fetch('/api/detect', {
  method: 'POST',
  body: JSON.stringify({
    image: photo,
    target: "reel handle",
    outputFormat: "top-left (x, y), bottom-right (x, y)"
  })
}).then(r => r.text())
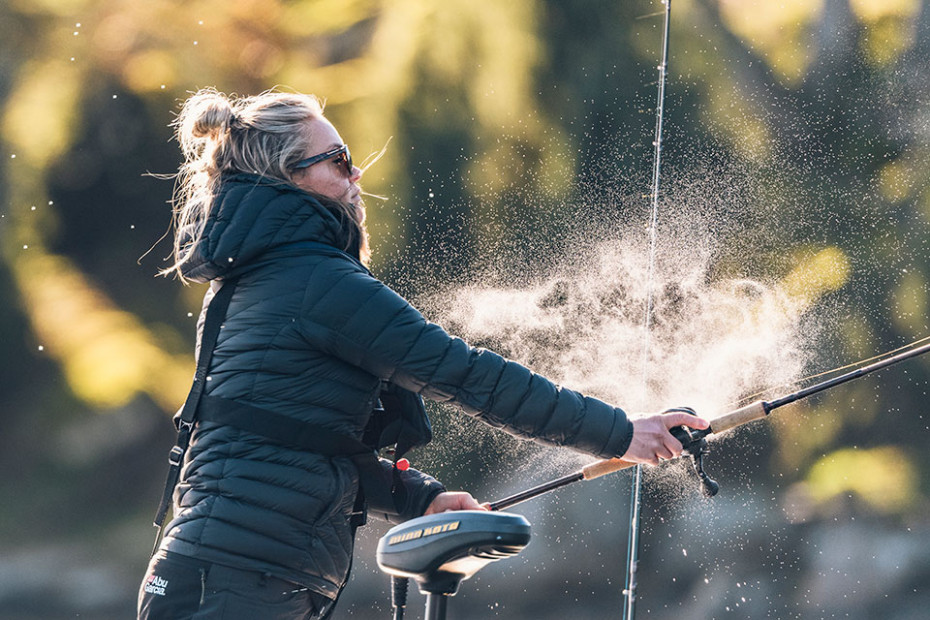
top-left (670, 424), bottom-right (719, 497)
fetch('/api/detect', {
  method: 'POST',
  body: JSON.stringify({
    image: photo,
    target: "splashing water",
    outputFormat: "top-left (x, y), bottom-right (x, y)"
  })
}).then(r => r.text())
top-left (445, 236), bottom-right (811, 415)
top-left (425, 222), bottom-right (820, 479)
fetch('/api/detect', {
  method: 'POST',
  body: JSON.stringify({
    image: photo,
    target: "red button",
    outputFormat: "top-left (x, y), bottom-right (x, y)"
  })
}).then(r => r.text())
top-left (396, 458), bottom-right (410, 471)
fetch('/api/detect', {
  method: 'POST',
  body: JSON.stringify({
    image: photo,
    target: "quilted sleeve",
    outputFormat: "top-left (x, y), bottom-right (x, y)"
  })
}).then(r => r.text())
top-left (298, 259), bottom-right (634, 459)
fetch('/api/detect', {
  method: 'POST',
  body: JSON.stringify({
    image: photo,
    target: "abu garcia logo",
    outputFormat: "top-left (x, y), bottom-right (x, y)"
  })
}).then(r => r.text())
top-left (145, 574), bottom-right (169, 596)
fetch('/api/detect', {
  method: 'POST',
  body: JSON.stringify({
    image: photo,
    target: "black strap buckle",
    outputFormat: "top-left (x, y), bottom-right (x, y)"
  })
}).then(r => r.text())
top-left (350, 509), bottom-right (368, 528)
top-left (168, 446), bottom-right (185, 467)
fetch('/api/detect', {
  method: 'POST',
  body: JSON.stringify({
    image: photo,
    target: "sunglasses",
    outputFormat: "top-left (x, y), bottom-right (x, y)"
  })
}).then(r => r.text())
top-left (291, 144), bottom-right (354, 177)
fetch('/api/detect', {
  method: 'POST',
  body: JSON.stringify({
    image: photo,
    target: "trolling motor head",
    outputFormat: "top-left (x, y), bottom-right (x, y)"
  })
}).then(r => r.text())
top-left (377, 510), bottom-right (531, 595)
top-left (665, 407), bottom-right (719, 497)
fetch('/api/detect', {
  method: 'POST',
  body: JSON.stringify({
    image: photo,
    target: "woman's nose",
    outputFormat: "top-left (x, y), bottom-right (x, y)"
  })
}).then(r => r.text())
top-left (350, 165), bottom-right (362, 182)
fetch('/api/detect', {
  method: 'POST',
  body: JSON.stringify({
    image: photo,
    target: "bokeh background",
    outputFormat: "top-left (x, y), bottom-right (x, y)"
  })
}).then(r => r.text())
top-left (2, 0), bottom-right (930, 618)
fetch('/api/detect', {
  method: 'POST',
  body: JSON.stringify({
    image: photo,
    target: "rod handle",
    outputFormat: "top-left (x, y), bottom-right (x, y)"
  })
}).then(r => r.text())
top-left (709, 400), bottom-right (769, 433)
top-left (581, 457), bottom-right (638, 480)
top-left (579, 401), bottom-right (768, 481)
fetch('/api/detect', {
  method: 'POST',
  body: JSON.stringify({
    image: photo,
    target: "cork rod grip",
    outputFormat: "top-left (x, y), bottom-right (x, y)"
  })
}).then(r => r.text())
top-left (580, 401), bottom-right (768, 481)
top-left (709, 400), bottom-right (768, 433)
top-left (581, 457), bottom-right (639, 480)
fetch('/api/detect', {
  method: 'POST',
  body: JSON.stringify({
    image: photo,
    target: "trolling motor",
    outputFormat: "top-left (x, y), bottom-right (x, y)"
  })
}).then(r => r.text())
top-left (376, 510), bottom-right (531, 620)
top-left (488, 340), bottom-right (930, 510)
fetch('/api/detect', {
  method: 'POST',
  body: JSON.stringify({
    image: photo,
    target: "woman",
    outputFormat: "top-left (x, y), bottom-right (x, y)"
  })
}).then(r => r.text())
top-left (138, 88), bottom-right (708, 620)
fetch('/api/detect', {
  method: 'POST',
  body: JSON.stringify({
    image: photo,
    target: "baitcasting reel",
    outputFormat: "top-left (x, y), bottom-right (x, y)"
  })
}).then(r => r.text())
top-left (665, 407), bottom-right (719, 497)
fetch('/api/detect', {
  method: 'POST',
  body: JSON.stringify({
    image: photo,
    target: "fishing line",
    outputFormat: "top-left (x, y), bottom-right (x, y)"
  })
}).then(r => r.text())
top-left (624, 2), bottom-right (672, 619)
top-left (726, 334), bottom-right (930, 410)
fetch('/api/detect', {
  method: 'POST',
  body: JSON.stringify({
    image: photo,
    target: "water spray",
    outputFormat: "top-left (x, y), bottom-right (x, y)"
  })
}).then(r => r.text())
top-left (488, 339), bottom-right (930, 509)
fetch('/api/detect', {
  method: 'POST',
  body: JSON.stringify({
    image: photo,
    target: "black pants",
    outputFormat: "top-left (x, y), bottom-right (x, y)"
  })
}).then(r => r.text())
top-left (138, 551), bottom-right (330, 620)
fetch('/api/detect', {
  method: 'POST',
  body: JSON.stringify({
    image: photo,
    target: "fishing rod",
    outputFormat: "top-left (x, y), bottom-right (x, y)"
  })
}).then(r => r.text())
top-left (488, 340), bottom-right (930, 510)
top-left (624, 0), bottom-right (674, 616)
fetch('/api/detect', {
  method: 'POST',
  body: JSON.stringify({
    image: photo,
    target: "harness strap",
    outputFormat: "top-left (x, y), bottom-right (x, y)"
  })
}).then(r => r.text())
top-left (151, 277), bottom-right (239, 552)
top-left (198, 395), bottom-right (372, 456)
top-left (198, 394), bottom-right (398, 521)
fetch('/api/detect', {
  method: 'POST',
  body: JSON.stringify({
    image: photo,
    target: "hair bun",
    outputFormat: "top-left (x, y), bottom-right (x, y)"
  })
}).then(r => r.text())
top-left (177, 89), bottom-right (237, 141)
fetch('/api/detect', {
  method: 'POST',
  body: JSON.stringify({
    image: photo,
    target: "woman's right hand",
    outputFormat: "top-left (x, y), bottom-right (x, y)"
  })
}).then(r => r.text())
top-left (621, 411), bottom-right (709, 466)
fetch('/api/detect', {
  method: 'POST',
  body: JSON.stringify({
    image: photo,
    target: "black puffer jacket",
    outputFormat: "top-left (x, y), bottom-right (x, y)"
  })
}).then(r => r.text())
top-left (161, 173), bottom-right (634, 600)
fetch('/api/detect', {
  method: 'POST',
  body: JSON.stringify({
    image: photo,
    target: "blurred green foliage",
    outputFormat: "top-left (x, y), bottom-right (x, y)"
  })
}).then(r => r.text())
top-left (1, 0), bottom-right (929, 552)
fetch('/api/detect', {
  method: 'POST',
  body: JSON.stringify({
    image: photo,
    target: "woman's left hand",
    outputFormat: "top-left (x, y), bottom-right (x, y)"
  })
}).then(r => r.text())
top-left (424, 491), bottom-right (488, 515)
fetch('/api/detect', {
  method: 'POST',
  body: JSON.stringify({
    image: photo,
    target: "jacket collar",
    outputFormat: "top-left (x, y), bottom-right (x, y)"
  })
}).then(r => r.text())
top-left (180, 174), bottom-right (353, 282)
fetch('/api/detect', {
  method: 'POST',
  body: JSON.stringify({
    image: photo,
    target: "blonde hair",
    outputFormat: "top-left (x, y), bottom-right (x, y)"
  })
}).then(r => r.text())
top-left (162, 88), bottom-right (368, 280)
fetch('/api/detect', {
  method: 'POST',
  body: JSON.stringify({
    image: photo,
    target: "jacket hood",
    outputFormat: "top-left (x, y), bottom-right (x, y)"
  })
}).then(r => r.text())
top-left (180, 173), bottom-right (353, 282)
